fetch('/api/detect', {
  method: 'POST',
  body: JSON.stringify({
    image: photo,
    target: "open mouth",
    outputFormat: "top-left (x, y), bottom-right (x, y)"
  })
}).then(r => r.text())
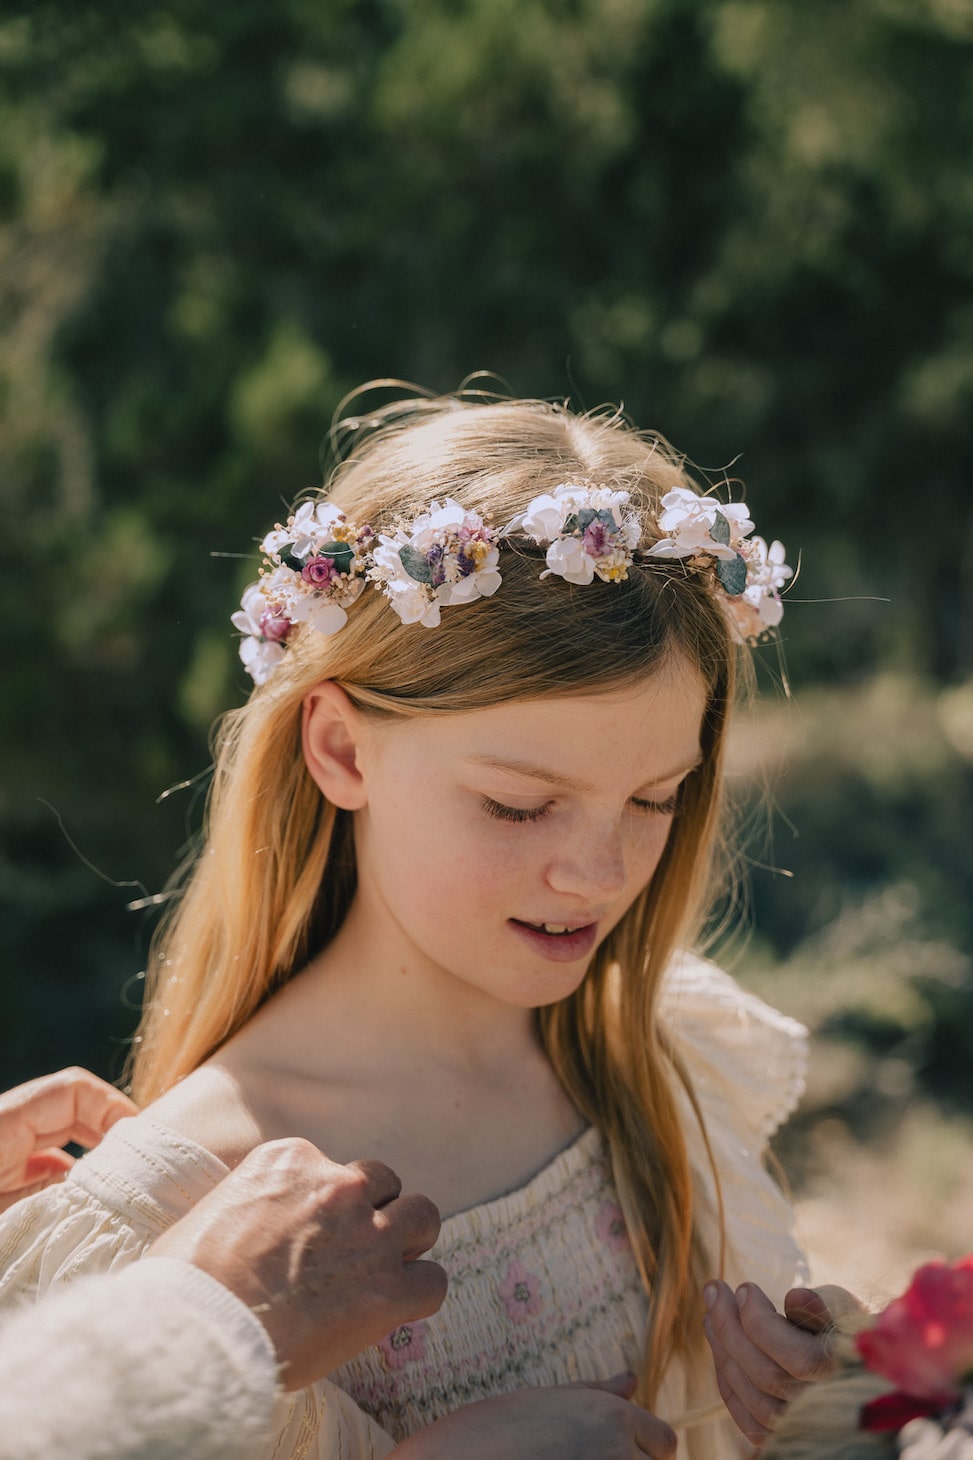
top-left (515, 921), bottom-right (585, 937)
top-left (508, 919), bottom-right (599, 960)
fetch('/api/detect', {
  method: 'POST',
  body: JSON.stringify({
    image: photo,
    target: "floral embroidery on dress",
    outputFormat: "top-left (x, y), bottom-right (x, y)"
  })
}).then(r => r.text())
top-left (378, 1321), bottom-right (427, 1371)
top-left (499, 1259), bottom-right (544, 1323)
top-left (595, 1199), bottom-right (633, 1256)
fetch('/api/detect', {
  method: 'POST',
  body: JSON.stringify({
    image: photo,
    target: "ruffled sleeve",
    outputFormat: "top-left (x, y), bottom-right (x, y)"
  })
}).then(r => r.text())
top-left (0, 1114), bottom-right (395, 1460)
top-left (659, 951), bottom-right (810, 1304)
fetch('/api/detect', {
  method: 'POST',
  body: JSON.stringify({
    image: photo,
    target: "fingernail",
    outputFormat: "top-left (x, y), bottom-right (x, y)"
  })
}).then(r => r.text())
top-left (736, 1283), bottom-right (750, 1309)
top-left (703, 1282), bottom-right (718, 1310)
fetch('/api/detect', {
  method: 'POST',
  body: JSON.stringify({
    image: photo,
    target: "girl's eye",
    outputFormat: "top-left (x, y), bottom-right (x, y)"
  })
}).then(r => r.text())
top-left (480, 797), bottom-right (552, 824)
top-left (631, 791), bottom-right (682, 816)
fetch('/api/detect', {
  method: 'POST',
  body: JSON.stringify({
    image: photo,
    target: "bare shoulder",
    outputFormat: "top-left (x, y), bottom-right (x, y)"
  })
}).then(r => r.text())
top-left (144, 1063), bottom-right (265, 1170)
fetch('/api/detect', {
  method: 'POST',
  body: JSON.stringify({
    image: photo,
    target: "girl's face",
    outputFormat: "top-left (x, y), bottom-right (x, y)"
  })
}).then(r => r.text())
top-left (350, 653), bottom-right (708, 1010)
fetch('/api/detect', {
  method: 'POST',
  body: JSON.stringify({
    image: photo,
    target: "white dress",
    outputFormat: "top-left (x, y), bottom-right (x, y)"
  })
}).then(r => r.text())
top-left (0, 953), bottom-right (808, 1460)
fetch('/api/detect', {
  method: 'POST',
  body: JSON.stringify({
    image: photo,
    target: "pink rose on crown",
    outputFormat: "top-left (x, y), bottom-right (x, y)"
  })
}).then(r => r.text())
top-left (857, 1256), bottom-right (973, 1401)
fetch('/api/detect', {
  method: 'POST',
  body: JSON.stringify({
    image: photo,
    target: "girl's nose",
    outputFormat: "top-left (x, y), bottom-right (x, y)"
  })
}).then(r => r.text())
top-left (545, 824), bottom-right (627, 903)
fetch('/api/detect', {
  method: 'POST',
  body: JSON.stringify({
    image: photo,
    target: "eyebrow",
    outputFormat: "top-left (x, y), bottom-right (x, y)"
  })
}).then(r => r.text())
top-left (463, 753), bottom-right (703, 794)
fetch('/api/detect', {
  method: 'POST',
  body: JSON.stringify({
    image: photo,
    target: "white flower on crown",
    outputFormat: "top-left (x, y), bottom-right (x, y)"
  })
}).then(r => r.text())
top-left (260, 500), bottom-right (348, 559)
top-left (722, 535), bottom-right (792, 639)
top-left (369, 498), bottom-right (502, 628)
top-left (642, 486), bottom-right (792, 644)
top-left (645, 486), bottom-right (754, 561)
top-left (233, 501), bottom-right (375, 683)
top-left (513, 483), bottom-right (641, 586)
top-left (231, 580), bottom-right (290, 685)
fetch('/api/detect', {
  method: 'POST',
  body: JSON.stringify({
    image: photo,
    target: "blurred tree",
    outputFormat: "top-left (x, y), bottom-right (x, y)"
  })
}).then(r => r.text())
top-left (0, 0), bottom-right (970, 1082)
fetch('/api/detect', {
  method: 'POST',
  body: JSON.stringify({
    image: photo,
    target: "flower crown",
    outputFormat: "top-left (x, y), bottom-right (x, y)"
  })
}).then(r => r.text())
top-left (232, 482), bottom-right (792, 684)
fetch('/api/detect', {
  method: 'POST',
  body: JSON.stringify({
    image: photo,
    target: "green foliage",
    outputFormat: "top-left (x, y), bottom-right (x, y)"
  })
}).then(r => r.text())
top-left (1, 0), bottom-right (971, 1083)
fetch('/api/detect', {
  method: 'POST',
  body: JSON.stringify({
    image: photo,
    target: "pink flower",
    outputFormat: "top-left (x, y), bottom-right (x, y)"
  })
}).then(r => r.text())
top-left (595, 1200), bottom-right (632, 1255)
top-left (856, 1256), bottom-right (973, 1400)
top-left (377, 1321), bottom-right (426, 1371)
top-left (301, 554), bottom-right (339, 585)
top-left (257, 609), bottom-right (291, 643)
top-left (499, 1260), bottom-right (544, 1324)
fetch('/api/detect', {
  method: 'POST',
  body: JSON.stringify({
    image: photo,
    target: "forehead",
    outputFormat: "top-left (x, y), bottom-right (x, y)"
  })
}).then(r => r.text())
top-left (389, 655), bottom-right (708, 787)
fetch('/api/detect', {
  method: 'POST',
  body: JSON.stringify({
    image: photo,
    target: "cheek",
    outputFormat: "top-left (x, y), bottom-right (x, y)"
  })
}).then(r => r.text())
top-left (629, 817), bottom-right (677, 885)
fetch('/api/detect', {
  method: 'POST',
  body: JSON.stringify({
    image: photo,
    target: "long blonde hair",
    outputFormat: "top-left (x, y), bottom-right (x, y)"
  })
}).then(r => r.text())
top-left (132, 389), bottom-right (744, 1406)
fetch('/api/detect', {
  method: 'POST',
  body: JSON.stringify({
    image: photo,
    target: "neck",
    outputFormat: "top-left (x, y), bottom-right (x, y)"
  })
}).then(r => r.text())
top-left (298, 889), bottom-right (543, 1079)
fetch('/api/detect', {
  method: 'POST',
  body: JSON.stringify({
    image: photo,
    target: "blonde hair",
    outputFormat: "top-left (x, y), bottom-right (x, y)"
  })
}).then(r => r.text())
top-left (132, 389), bottom-right (747, 1409)
top-left (762, 1323), bottom-right (898, 1460)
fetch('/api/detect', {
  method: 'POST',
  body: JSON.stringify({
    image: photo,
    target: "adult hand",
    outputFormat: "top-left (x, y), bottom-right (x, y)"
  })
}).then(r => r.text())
top-left (148, 1137), bottom-right (446, 1390)
top-left (0, 1067), bottom-right (136, 1213)
top-left (391, 1374), bottom-right (677, 1459)
top-left (703, 1278), bottom-right (864, 1447)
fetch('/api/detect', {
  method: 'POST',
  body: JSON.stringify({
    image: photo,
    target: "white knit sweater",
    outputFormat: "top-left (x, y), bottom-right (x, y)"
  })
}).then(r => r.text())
top-left (0, 954), bottom-right (809, 1460)
top-left (0, 1257), bottom-right (278, 1460)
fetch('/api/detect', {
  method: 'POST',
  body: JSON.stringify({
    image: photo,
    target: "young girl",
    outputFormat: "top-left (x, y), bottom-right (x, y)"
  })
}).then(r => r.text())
top-left (0, 390), bottom-right (810, 1459)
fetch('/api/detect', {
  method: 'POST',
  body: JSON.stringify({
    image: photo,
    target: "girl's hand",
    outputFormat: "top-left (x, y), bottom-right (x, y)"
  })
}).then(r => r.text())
top-left (0, 1067), bottom-right (137, 1212)
top-left (391, 1373), bottom-right (677, 1459)
top-left (702, 1279), bottom-right (863, 1447)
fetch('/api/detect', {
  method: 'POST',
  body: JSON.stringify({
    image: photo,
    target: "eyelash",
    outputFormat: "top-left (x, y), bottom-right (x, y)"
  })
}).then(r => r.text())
top-left (479, 792), bottom-right (683, 825)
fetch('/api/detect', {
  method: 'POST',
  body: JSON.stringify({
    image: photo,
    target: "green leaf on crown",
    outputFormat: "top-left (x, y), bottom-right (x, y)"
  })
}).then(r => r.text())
top-left (279, 548), bottom-right (304, 572)
top-left (710, 510), bottom-right (731, 546)
top-left (399, 543), bottom-right (435, 584)
top-left (576, 507), bottom-right (617, 532)
top-left (716, 552), bottom-right (747, 596)
top-left (320, 540), bottom-right (355, 574)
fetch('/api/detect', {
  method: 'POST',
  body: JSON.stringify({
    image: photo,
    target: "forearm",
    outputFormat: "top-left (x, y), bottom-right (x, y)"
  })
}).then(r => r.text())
top-left (0, 1258), bottom-right (279, 1460)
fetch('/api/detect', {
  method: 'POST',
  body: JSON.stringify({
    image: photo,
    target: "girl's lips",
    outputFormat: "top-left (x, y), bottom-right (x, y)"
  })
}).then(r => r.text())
top-left (508, 918), bottom-right (599, 963)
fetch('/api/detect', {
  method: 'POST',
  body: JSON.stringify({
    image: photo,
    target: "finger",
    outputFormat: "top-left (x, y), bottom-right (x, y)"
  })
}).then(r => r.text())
top-left (0, 1069), bottom-right (135, 1160)
top-left (736, 1284), bottom-right (836, 1383)
top-left (399, 1256), bottom-right (448, 1319)
top-left (705, 1281), bottom-right (795, 1398)
top-left (784, 1287), bottom-right (831, 1332)
top-left (22, 1149), bottom-right (75, 1184)
top-left (634, 1410), bottom-right (678, 1458)
top-left (579, 1372), bottom-right (638, 1399)
top-left (704, 1312), bottom-right (793, 1436)
top-left (787, 1284), bottom-right (867, 1330)
top-left (347, 1157), bottom-right (403, 1209)
top-left (381, 1191), bottom-right (442, 1258)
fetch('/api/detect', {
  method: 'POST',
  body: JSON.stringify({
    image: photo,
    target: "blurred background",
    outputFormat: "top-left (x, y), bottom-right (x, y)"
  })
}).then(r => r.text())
top-left (1, 0), bottom-right (970, 1291)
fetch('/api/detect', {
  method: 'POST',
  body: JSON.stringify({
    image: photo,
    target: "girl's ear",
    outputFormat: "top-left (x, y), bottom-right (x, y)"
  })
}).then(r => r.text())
top-left (301, 681), bottom-right (369, 810)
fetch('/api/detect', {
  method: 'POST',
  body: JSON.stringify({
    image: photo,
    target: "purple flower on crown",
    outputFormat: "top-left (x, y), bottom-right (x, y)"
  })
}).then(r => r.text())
top-left (257, 608), bottom-right (291, 643)
top-left (233, 502), bottom-right (374, 683)
top-left (510, 483), bottom-right (640, 585)
top-left (370, 498), bottom-right (502, 628)
top-left (301, 554), bottom-right (341, 586)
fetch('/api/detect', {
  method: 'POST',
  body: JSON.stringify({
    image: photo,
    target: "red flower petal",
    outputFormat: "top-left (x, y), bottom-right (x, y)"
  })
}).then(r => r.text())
top-left (859, 1391), bottom-right (955, 1433)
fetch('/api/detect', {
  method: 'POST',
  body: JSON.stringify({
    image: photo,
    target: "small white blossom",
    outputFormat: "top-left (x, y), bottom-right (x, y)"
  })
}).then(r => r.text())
top-left (262, 500), bottom-right (347, 559)
top-left (648, 487), bottom-right (741, 561)
top-left (544, 536), bottom-right (596, 585)
top-left (239, 633), bottom-right (286, 686)
top-left (513, 483), bottom-right (639, 585)
top-left (369, 499), bottom-right (501, 627)
top-left (230, 582), bottom-right (271, 638)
